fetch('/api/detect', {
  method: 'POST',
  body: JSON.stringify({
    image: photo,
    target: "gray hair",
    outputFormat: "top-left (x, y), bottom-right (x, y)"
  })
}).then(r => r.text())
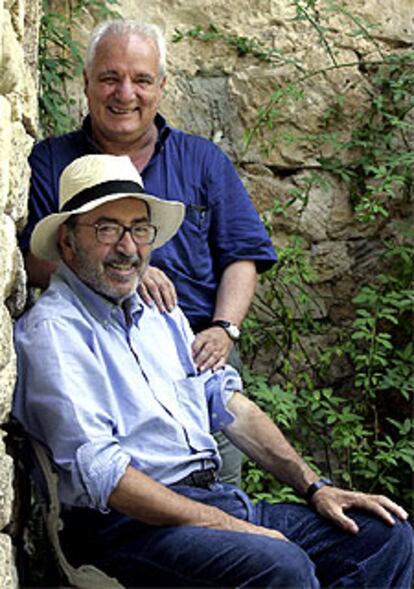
top-left (85, 20), bottom-right (167, 78)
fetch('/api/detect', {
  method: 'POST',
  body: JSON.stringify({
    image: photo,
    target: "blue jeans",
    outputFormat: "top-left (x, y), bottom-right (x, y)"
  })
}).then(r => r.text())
top-left (61, 483), bottom-right (414, 588)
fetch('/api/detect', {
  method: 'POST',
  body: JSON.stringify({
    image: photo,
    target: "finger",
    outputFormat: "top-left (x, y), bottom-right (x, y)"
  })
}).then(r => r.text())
top-left (141, 268), bottom-right (177, 312)
top-left (149, 278), bottom-right (177, 312)
top-left (193, 340), bottom-right (224, 372)
top-left (137, 283), bottom-right (154, 307)
top-left (337, 491), bottom-right (404, 527)
top-left (192, 332), bottom-right (222, 358)
top-left (200, 354), bottom-right (226, 373)
top-left (192, 335), bottom-right (208, 359)
top-left (195, 349), bottom-right (221, 373)
top-left (354, 495), bottom-right (400, 527)
top-left (154, 284), bottom-right (177, 313)
top-left (373, 495), bottom-right (409, 521)
top-left (145, 283), bottom-right (167, 313)
top-left (211, 356), bottom-right (226, 372)
top-left (332, 510), bottom-right (359, 534)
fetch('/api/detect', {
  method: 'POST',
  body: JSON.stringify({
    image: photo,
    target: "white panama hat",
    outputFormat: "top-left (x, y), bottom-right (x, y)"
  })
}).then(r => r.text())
top-left (30, 154), bottom-right (185, 261)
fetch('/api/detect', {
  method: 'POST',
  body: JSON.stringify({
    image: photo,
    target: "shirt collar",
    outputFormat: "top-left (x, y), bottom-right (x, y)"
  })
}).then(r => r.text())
top-left (54, 262), bottom-right (143, 326)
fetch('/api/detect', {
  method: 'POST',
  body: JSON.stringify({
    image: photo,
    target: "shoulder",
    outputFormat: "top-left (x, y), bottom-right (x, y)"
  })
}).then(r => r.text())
top-left (170, 127), bottom-right (221, 152)
top-left (16, 283), bottom-right (90, 341)
top-left (29, 128), bottom-right (89, 172)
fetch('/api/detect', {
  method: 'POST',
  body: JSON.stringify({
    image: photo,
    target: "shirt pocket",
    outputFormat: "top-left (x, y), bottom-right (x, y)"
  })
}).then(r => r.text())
top-left (186, 203), bottom-right (210, 231)
top-left (174, 376), bottom-right (210, 432)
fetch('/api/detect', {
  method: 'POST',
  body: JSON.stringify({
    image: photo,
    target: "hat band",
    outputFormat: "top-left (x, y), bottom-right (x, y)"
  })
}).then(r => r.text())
top-left (61, 180), bottom-right (144, 213)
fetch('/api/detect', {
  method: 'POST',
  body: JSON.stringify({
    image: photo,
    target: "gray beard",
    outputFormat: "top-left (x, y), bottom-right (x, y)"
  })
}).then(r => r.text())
top-left (70, 237), bottom-right (148, 303)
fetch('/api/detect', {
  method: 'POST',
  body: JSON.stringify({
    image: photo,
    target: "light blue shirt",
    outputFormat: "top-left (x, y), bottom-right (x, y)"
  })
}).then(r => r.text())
top-left (12, 263), bottom-right (241, 512)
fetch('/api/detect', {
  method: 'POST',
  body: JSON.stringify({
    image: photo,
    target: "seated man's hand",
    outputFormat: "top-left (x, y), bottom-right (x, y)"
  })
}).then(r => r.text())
top-left (311, 486), bottom-right (409, 534)
top-left (192, 327), bottom-right (233, 372)
top-left (138, 266), bottom-right (177, 313)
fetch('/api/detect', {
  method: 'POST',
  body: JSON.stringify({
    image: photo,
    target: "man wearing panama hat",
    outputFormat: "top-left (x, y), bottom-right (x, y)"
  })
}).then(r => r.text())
top-left (30, 153), bottom-right (185, 301)
top-left (12, 154), bottom-right (413, 589)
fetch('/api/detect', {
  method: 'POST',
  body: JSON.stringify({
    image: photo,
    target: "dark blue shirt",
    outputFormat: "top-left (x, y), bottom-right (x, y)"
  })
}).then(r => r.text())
top-left (20, 114), bottom-right (277, 330)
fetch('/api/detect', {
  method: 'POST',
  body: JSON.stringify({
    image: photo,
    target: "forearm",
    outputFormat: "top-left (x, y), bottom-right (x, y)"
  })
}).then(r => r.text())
top-left (109, 465), bottom-right (285, 539)
top-left (109, 466), bottom-right (224, 526)
top-left (225, 393), bottom-right (318, 496)
top-left (213, 260), bottom-right (257, 325)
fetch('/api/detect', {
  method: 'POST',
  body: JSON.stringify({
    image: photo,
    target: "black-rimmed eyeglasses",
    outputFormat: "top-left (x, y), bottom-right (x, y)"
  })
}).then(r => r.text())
top-left (76, 221), bottom-right (157, 246)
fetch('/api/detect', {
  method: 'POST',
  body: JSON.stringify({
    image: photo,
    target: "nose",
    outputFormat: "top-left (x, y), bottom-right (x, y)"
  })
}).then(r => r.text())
top-left (115, 78), bottom-right (135, 101)
top-left (115, 229), bottom-right (139, 255)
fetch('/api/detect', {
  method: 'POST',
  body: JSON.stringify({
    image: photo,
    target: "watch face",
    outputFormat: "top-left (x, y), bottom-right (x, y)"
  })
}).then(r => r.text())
top-left (210, 320), bottom-right (240, 340)
top-left (227, 324), bottom-right (240, 340)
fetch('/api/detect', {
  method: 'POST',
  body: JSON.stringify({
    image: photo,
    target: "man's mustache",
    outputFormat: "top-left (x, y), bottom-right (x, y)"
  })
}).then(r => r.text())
top-left (104, 253), bottom-right (142, 267)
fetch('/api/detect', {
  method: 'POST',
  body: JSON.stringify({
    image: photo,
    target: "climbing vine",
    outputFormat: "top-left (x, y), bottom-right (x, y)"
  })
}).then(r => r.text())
top-left (174, 2), bottom-right (414, 511)
top-left (38, 0), bottom-right (120, 136)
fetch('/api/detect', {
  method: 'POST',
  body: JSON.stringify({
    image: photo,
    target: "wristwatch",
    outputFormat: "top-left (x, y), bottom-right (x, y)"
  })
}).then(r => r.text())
top-left (305, 478), bottom-right (333, 502)
top-left (209, 320), bottom-right (240, 341)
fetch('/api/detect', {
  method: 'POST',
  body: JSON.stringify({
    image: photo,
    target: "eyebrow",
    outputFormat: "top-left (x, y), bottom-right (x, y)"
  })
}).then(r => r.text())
top-left (94, 215), bottom-right (150, 224)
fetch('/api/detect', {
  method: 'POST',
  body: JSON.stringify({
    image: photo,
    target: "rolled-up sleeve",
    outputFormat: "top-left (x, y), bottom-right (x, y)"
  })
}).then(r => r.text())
top-left (76, 440), bottom-right (130, 511)
top-left (203, 366), bottom-right (242, 432)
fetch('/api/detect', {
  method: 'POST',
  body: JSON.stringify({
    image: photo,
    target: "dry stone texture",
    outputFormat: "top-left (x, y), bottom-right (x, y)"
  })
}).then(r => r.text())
top-left (0, 0), bottom-right (39, 585)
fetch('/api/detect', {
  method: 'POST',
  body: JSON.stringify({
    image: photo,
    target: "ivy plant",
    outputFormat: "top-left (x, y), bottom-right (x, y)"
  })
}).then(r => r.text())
top-left (174, 3), bottom-right (413, 512)
top-left (38, 0), bottom-right (120, 136)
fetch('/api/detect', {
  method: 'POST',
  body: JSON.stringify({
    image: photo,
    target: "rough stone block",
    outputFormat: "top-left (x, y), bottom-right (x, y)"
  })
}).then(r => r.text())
top-left (4, 246), bottom-right (26, 319)
top-left (21, 70), bottom-right (38, 137)
top-left (0, 97), bottom-right (11, 214)
top-left (0, 305), bottom-right (16, 424)
top-left (0, 215), bottom-right (15, 300)
top-left (8, 121), bottom-right (33, 224)
top-left (7, 0), bottom-right (24, 40)
top-left (0, 10), bottom-right (24, 96)
top-left (0, 533), bottom-right (18, 589)
top-left (0, 435), bottom-right (13, 530)
top-left (311, 241), bottom-right (352, 282)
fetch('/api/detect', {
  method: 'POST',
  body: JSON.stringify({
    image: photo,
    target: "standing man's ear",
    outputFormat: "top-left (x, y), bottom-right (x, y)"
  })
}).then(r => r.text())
top-left (157, 75), bottom-right (167, 107)
top-left (160, 74), bottom-right (167, 91)
top-left (83, 69), bottom-right (89, 98)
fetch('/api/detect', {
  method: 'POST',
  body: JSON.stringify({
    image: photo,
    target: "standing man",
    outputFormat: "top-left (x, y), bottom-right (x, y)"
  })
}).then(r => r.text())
top-left (19, 20), bottom-right (277, 483)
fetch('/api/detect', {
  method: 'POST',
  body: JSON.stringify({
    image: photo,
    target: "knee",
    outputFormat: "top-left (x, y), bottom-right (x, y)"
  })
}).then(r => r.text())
top-left (256, 540), bottom-right (319, 589)
top-left (357, 511), bottom-right (414, 567)
top-left (390, 519), bottom-right (414, 565)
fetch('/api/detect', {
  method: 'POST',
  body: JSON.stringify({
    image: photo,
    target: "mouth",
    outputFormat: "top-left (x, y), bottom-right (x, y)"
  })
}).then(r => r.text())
top-left (108, 106), bottom-right (139, 115)
top-left (105, 261), bottom-right (139, 280)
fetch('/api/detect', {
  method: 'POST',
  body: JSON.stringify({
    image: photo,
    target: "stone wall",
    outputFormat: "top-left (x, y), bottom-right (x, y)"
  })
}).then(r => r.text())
top-left (0, 0), bottom-right (40, 585)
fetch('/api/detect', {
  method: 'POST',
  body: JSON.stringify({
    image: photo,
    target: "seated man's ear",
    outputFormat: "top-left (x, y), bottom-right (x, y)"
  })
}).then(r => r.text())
top-left (57, 224), bottom-right (76, 264)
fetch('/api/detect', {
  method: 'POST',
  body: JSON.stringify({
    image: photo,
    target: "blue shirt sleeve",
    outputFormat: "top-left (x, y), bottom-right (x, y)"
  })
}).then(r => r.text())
top-left (204, 145), bottom-right (277, 274)
top-left (19, 140), bottom-right (60, 253)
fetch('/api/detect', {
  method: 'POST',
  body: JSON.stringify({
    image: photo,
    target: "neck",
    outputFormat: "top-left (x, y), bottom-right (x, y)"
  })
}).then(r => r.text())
top-left (92, 124), bottom-right (158, 172)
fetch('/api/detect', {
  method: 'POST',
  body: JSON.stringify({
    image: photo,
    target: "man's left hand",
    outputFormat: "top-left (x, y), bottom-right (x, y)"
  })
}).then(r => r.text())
top-left (311, 486), bottom-right (409, 534)
top-left (192, 327), bottom-right (233, 372)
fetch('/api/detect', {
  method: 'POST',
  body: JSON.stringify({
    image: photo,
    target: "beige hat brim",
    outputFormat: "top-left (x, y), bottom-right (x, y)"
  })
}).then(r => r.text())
top-left (31, 192), bottom-right (185, 261)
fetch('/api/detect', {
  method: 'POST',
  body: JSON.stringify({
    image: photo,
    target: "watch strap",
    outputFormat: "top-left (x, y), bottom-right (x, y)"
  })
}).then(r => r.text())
top-left (305, 478), bottom-right (333, 502)
top-left (209, 320), bottom-right (240, 341)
